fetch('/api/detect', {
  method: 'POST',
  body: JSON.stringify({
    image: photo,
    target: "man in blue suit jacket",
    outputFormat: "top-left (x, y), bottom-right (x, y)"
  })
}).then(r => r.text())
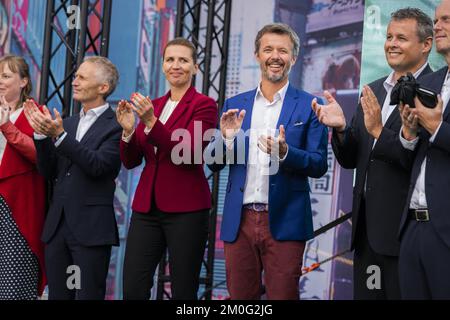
top-left (397, 0), bottom-right (450, 299)
top-left (207, 23), bottom-right (328, 300)
top-left (24, 57), bottom-right (121, 300)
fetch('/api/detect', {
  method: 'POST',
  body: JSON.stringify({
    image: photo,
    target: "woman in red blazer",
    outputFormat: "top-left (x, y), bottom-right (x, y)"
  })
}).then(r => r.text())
top-left (117, 38), bottom-right (217, 299)
top-left (0, 55), bottom-right (46, 300)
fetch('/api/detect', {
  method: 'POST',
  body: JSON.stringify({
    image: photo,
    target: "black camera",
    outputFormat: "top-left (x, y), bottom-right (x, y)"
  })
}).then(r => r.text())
top-left (390, 72), bottom-right (438, 108)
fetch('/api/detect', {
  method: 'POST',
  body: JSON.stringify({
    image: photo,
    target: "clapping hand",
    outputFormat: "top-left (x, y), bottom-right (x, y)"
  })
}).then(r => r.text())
top-left (360, 85), bottom-right (383, 139)
top-left (258, 125), bottom-right (288, 159)
top-left (24, 99), bottom-right (64, 137)
top-left (0, 96), bottom-right (10, 126)
top-left (220, 109), bottom-right (246, 139)
top-left (130, 92), bottom-right (156, 129)
top-left (116, 100), bottom-right (135, 136)
top-left (312, 90), bottom-right (346, 132)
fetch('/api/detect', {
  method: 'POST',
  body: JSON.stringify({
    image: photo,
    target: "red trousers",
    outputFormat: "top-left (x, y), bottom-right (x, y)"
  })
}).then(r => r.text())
top-left (224, 208), bottom-right (305, 300)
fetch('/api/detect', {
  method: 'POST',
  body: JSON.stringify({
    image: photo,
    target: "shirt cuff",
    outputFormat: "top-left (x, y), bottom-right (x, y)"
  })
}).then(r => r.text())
top-left (222, 135), bottom-right (235, 150)
top-left (429, 121), bottom-right (443, 143)
top-left (54, 132), bottom-right (67, 147)
top-left (144, 126), bottom-right (152, 135)
top-left (34, 133), bottom-right (48, 140)
top-left (122, 130), bottom-right (135, 143)
top-left (399, 126), bottom-right (419, 151)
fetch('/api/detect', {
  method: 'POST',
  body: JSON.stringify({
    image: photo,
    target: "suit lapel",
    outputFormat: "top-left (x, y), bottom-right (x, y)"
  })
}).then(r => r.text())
top-left (276, 85), bottom-right (298, 128)
top-left (65, 114), bottom-right (80, 137)
top-left (445, 103), bottom-right (450, 120)
top-left (373, 79), bottom-right (388, 110)
top-left (163, 86), bottom-right (197, 129)
top-left (240, 90), bottom-right (256, 132)
top-left (366, 80), bottom-right (388, 147)
top-left (79, 107), bottom-right (114, 145)
top-left (154, 91), bottom-right (171, 119)
top-left (439, 68), bottom-right (450, 120)
top-left (240, 89), bottom-right (257, 163)
top-left (384, 108), bottom-right (399, 129)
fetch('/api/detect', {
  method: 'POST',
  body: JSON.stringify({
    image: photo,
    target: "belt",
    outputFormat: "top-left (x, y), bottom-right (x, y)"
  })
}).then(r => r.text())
top-left (408, 208), bottom-right (430, 222)
top-left (243, 203), bottom-right (268, 212)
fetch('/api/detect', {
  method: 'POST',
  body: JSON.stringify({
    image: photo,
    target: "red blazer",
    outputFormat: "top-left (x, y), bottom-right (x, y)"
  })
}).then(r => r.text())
top-left (120, 87), bottom-right (217, 213)
top-left (0, 107), bottom-right (47, 295)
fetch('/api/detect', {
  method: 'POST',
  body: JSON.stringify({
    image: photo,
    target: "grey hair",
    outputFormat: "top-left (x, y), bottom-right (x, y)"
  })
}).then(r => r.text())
top-left (83, 56), bottom-right (119, 99)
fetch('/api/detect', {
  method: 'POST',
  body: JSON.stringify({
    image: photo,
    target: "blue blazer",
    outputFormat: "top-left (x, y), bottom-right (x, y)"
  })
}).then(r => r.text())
top-left (207, 85), bottom-right (328, 242)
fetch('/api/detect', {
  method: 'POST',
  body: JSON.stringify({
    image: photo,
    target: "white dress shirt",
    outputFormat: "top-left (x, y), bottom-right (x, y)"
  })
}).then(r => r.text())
top-left (241, 82), bottom-right (289, 205)
top-left (157, 99), bottom-right (179, 125)
top-left (400, 70), bottom-right (450, 209)
top-left (56, 103), bottom-right (110, 146)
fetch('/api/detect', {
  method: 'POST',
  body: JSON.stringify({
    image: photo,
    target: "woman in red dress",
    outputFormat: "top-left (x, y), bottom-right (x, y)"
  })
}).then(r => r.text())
top-left (0, 55), bottom-right (46, 300)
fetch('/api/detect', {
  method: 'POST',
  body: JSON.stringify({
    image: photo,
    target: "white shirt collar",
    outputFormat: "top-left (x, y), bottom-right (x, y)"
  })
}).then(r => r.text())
top-left (80, 103), bottom-right (109, 118)
top-left (384, 62), bottom-right (429, 90)
top-left (255, 81), bottom-right (290, 103)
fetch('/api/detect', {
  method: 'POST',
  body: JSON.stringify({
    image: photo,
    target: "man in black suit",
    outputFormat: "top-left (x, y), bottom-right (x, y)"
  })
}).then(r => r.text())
top-left (398, 0), bottom-right (450, 299)
top-left (24, 56), bottom-right (121, 300)
top-left (311, 8), bottom-right (433, 299)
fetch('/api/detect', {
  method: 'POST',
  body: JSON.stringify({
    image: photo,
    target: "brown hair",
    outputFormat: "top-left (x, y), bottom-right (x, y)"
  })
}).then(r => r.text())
top-left (163, 37), bottom-right (197, 64)
top-left (391, 7), bottom-right (433, 42)
top-left (0, 54), bottom-right (32, 108)
top-left (254, 23), bottom-right (300, 57)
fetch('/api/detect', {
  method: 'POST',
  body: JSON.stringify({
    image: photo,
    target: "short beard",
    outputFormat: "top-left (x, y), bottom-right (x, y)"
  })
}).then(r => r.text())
top-left (262, 64), bottom-right (291, 83)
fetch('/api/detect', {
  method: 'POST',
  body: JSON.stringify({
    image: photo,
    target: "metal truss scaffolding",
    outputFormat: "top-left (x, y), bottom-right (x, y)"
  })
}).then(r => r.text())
top-left (156, 0), bottom-right (232, 301)
top-left (40, 0), bottom-right (112, 116)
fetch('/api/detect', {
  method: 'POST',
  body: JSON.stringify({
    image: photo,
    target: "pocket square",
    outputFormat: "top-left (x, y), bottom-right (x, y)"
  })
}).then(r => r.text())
top-left (294, 121), bottom-right (304, 126)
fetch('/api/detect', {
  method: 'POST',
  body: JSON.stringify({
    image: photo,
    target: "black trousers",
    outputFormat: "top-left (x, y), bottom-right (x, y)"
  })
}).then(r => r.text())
top-left (399, 219), bottom-right (450, 299)
top-left (353, 208), bottom-right (401, 300)
top-left (45, 214), bottom-right (112, 300)
top-left (122, 208), bottom-right (209, 300)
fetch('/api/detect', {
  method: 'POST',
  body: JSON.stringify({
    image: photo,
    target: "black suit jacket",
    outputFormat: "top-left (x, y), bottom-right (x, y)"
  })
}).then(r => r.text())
top-left (399, 66), bottom-right (450, 247)
top-left (332, 65), bottom-right (432, 256)
top-left (35, 106), bottom-right (122, 246)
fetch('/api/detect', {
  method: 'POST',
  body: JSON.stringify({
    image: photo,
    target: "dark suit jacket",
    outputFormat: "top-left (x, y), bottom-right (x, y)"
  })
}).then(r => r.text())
top-left (35, 106), bottom-right (122, 246)
top-left (332, 65), bottom-right (432, 256)
top-left (398, 66), bottom-right (450, 248)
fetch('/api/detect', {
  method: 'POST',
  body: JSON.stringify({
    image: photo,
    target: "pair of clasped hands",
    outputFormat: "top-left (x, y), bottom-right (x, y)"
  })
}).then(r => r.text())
top-left (116, 92), bottom-right (157, 137)
top-left (220, 109), bottom-right (288, 159)
top-left (117, 93), bottom-right (289, 159)
top-left (311, 86), bottom-right (443, 140)
top-left (21, 92), bottom-right (157, 139)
